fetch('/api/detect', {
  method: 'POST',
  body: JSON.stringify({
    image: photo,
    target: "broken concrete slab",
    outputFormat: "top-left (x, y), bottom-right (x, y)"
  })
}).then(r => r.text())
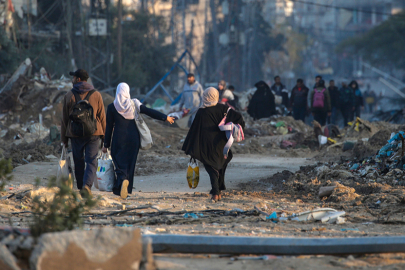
top-left (318, 186), bottom-right (336, 198)
top-left (320, 211), bottom-right (346, 224)
top-left (30, 228), bottom-right (152, 270)
top-left (26, 187), bottom-right (59, 202)
top-left (295, 208), bottom-right (337, 222)
top-left (0, 58), bottom-right (32, 95)
top-left (0, 244), bottom-right (21, 270)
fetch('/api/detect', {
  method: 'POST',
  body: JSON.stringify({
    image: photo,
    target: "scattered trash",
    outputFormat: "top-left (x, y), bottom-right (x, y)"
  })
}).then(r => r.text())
top-left (116, 224), bottom-right (134, 227)
top-left (341, 228), bottom-right (359, 232)
top-left (183, 213), bottom-right (204, 219)
top-left (266, 212), bottom-right (278, 223)
top-left (350, 164), bottom-right (359, 171)
top-left (294, 208), bottom-right (345, 224)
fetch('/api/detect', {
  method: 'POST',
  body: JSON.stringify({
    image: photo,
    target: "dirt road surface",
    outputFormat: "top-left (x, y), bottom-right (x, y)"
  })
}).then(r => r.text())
top-left (5, 154), bottom-right (405, 270)
top-left (11, 155), bottom-right (313, 193)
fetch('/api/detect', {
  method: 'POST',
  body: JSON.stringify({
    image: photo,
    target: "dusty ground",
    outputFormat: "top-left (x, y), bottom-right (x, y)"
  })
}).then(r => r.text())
top-left (2, 102), bottom-right (405, 269)
top-left (2, 153), bottom-right (405, 269)
top-left (154, 253), bottom-right (405, 270)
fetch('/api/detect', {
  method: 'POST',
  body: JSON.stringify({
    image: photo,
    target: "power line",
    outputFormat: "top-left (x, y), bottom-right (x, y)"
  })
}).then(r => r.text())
top-left (290, 0), bottom-right (405, 17)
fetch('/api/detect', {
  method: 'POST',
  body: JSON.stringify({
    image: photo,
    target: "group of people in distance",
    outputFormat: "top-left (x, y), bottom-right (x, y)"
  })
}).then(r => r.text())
top-left (62, 69), bottom-right (244, 202)
top-left (248, 75), bottom-right (375, 127)
top-left (290, 76), bottom-right (368, 127)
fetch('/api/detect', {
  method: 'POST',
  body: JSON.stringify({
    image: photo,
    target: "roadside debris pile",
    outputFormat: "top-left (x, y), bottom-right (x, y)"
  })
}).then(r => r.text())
top-left (241, 131), bottom-right (405, 222)
top-left (243, 114), bottom-right (312, 137)
top-left (314, 118), bottom-right (403, 162)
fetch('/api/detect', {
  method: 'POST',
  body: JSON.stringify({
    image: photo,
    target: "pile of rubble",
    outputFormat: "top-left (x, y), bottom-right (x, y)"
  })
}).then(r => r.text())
top-left (0, 61), bottom-right (117, 166)
top-left (243, 114), bottom-right (312, 137)
top-left (242, 129), bottom-right (405, 221)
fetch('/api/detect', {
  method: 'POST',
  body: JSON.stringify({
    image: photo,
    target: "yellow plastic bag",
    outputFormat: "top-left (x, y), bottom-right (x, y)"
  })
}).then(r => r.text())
top-left (187, 158), bottom-right (199, 189)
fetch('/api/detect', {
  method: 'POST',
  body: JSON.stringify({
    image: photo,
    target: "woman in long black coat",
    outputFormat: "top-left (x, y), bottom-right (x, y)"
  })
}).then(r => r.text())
top-left (182, 87), bottom-right (245, 201)
top-left (247, 81), bottom-right (276, 120)
top-left (102, 83), bottom-right (174, 198)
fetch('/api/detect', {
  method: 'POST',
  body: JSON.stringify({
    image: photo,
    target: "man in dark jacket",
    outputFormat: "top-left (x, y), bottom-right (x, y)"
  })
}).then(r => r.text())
top-left (289, 79), bottom-right (309, 122)
top-left (271, 76), bottom-right (289, 108)
top-left (327, 80), bottom-right (340, 124)
top-left (339, 81), bottom-right (355, 127)
top-left (62, 69), bottom-right (106, 196)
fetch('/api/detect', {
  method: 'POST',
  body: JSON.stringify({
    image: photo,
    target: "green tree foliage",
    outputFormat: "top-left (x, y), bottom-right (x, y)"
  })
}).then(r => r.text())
top-left (0, 159), bottom-right (13, 191)
top-left (337, 12), bottom-right (405, 69)
top-left (113, 10), bottom-right (175, 90)
top-left (30, 176), bottom-right (98, 238)
top-left (0, 28), bottom-right (19, 74)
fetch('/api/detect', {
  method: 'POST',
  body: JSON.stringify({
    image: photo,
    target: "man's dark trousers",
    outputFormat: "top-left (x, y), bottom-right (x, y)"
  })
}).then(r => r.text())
top-left (71, 136), bottom-right (100, 189)
top-left (293, 106), bottom-right (306, 122)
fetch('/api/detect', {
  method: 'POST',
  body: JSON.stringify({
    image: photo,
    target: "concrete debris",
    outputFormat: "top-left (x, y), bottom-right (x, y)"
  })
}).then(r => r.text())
top-left (318, 186), bottom-right (336, 198)
top-left (26, 187), bottom-right (59, 202)
top-left (30, 228), bottom-right (154, 270)
top-left (0, 58), bottom-right (32, 95)
top-left (0, 244), bottom-right (21, 270)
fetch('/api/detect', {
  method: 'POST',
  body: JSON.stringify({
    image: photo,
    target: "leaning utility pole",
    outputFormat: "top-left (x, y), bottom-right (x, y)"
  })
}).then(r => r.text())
top-left (117, 0), bottom-right (122, 74)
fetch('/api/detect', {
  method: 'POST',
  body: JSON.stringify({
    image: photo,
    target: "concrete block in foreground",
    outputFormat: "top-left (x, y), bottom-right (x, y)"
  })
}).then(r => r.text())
top-left (146, 234), bottom-right (405, 255)
top-left (30, 228), bottom-right (155, 270)
top-left (0, 244), bottom-right (21, 270)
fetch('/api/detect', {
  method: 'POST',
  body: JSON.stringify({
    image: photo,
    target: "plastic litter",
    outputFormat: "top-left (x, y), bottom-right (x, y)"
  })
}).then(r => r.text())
top-left (116, 224), bottom-right (133, 227)
top-left (350, 164), bottom-right (359, 170)
top-left (341, 228), bottom-right (359, 232)
top-left (183, 213), bottom-right (204, 219)
top-left (186, 158), bottom-right (199, 189)
top-left (266, 212), bottom-right (278, 223)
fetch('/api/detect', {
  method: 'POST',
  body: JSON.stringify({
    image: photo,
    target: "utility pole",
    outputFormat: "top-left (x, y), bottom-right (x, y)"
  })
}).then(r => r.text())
top-left (182, 0), bottom-right (187, 67)
top-left (117, 0), bottom-right (122, 74)
top-left (27, 0), bottom-right (32, 48)
top-left (189, 19), bottom-right (194, 71)
top-left (64, 0), bottom-right (76, 70)
top-left (202, 0), bottom-right (208, 84)
top-left (210, 0), bottom-right (219, 80)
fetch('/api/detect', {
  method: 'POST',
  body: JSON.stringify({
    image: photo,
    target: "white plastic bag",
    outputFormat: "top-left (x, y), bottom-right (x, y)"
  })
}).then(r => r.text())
top-left (56, 146), bottom-right (73, 188)
top-left (96, 152), bottom-right (115, 191)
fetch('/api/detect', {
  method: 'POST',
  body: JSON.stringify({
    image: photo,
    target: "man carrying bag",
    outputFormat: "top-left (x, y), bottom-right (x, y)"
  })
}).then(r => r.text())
top-left (61, 69), bottom-right (106, 196)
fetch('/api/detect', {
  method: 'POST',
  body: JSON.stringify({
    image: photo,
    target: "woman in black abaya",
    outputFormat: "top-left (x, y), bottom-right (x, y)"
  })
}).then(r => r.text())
top-left (247, 81), bottom-right (276, 120)
top-left (182, 87), bottom-right (245, 201)
top-left (102, 83), bottom-right (175, 199)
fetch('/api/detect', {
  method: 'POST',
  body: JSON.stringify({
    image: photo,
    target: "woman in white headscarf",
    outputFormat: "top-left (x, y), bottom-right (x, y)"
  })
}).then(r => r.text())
top-left (182, 87), bottom-right (245, 201)
top-left (103, 83), bottom-right (175, 198)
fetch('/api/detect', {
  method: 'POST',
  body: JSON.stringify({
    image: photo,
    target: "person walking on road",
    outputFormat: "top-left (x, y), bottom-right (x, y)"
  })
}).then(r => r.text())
top-left (179, 73), bottom-right (204, 127)
top-left (350, 80), bottom-right (364, 119)
top-left (310, 79), bottom-right (331, 126)
top-left (61, 69), bottom-right (106, 196)
top-left (289, 78), bottom-right (309, 122)
top-left (102, 83), bottom-right (175, 199)
top-left (327, 80), bottom-right (340, 124)
top-left (339, 82), bottom-right (355, 127)
top-left (182, 87), bottom-right (245, 201)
